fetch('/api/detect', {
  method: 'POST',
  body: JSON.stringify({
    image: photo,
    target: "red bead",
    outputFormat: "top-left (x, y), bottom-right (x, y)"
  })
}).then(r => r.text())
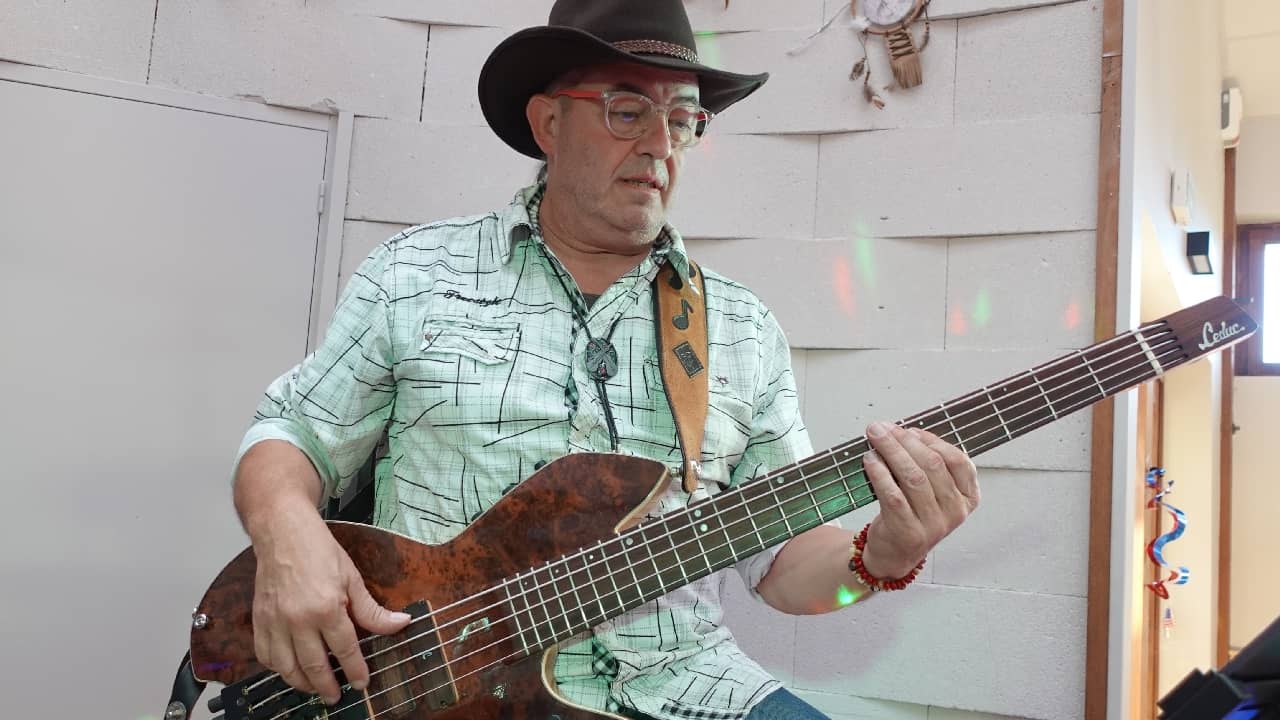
top-left (848, 523), bottom-right (925, 592)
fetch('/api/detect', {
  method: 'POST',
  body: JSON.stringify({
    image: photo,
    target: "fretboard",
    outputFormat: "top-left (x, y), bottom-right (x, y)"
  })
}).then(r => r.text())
top-left (500, 310), bottom-right (1206, 653)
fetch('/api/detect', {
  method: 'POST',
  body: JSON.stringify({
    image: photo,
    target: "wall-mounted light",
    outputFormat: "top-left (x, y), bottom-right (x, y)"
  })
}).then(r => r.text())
top-left (1186, 230), bottom-right (1213, 275)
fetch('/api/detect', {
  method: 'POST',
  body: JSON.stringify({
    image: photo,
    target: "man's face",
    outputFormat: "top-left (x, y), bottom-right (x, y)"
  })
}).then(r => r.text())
top-left (543, 62), bottom-right (700, 243)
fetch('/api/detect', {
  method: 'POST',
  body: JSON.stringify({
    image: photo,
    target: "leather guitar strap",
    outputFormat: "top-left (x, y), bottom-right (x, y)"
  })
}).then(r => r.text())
top-left (654, 259), bottom-right (708, 495)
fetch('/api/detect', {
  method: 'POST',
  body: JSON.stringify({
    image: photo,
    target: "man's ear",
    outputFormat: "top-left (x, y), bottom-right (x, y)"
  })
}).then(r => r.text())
top-left (526, 94), bottom-right (559, 161)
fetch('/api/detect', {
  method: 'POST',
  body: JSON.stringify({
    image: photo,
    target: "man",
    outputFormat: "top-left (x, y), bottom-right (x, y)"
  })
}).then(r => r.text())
top-left (231, 1), bottom-right (980, 719)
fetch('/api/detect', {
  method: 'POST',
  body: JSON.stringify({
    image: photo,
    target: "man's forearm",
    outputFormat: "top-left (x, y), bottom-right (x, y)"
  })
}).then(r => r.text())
top-left (755, 525), bottom-right (872, 615)
top-left (233, 439), bottom-right (327, 544)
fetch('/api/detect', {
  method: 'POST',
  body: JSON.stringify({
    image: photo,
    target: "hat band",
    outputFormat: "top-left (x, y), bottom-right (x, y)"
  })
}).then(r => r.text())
top-left (612, 39), bottom-right (699, 64)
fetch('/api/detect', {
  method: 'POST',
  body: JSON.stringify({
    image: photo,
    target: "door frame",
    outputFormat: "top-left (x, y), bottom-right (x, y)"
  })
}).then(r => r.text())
top-left (0, 60), bottom-right (353, 355)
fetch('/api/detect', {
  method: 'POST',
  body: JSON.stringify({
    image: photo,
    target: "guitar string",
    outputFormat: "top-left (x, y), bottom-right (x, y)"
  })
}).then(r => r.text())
top-left (310, 320), bottom-right (1176, 671)
top-left (252, 327), bottom-right (1178, 717)
top-left (251, 328), bottom-right (1180, 718)
top-left (248, 325), bottom-right (1177, 714)
top-left (311, 336), bottom-right (1185, 720)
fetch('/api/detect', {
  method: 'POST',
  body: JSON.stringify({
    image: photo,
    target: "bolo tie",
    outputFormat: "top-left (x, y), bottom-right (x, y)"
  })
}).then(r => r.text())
top-left (540, 245), bottom-right (624, 449)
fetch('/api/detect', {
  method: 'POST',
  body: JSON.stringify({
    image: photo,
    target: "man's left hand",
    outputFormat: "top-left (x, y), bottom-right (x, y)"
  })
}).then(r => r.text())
top-left (860, 421), bottom-right (980, 579)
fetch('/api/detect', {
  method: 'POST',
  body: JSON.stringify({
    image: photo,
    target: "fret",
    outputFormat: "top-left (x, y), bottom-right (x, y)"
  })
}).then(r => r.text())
top-left (641, 526), bottom-right (683, 595)
top-left (1034, 355), bottom-right (1093, 415)
top-left (1028, 368), bottom-right (1058, 420)
top-left (663, 518), bottom-right (703, 588)
top-left (530, 564), bottom-right (569, 641)
top-left (766, 475), bottom-right (796, 536)
top-left (578, 545), bottom-right (614, 621)
top-left (832, 451), bottom-right (859, 509)
top-left (902, 410), bottom-right (951, 443)
top-left (544, 562), bottom-right (580, 637)
top-left (939, 403), bottom-right (964, 449)
top-left (802, 468), bottom-right (823, 515)
top-left (662, 521), bottom-right (691, 587)
top-left (692, 519), bottom-right (714, 575)
top-left (826, 441), bottom-right (876, 509)
top-left (503, 575), bottom-right (535, 653)
top-left (716, 497), bottom-right (765, 562)
top-left (1099, 335), bottom-right (1162, 394)
top-left (846, 456), bottom-right (877, 508)
top-left (720, 513), bottom-right (739, 563)
top-left (740, 488), bottom-right (769, 549)
top-left (626, 533), bottom-right (663, 602)
top-left (984, 373), bottom-right (1056, 441)
top-left (752, 477), bottom-right (793, 547)
top-left (561, 554), bottom-right (595, 630)
top-left (1075, 348), bottom-right (1107, 398)
top-left (686, 505), bottom-right (733, 571)
top-left (599, 539), bottom-right (630, 617)
top-left (940, 394), bottom-right (1005, 459)
top-left (780, 469), bottom-right (829, 538)
top-left (807, 465), bottom-right (855, 523)
top-left (981, 386), bottom-right (1015, 442)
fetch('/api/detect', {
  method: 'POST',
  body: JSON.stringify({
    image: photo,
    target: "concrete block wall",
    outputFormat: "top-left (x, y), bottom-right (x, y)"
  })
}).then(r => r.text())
top-left (0, 0), bottom-right (1102, 717)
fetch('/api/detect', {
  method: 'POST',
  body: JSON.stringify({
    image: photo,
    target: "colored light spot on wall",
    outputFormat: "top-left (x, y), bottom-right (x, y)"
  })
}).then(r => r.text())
top-left (1064, 300), bottom-right (1081, 330)
top-left (855, 235), bottom-right (877, 289)
top-left (949, 307), bottom-right (968, 336)
top-left (694, 32), bottom-right (723, 69)
top-left (972, 288), bottom-right (991, 328)
top-left (832, 255), bottom-right (857, 319)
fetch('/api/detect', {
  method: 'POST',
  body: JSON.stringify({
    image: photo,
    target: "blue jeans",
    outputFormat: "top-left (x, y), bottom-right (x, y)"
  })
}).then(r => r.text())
top-left (621, 688), bottom-right (830, 720)
top-left (745, 689), bottom-right (830, 720)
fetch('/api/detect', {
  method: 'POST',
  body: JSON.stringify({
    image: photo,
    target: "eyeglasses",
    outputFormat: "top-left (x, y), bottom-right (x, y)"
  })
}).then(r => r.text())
top-left (551, 89), bottom-right (713, 149)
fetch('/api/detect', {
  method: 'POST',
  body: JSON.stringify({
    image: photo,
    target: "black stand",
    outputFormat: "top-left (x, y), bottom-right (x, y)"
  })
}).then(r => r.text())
top-left (163, 651), bottom-right (207, 720)
top-left (1159, 615), bottom-right (1280, 720)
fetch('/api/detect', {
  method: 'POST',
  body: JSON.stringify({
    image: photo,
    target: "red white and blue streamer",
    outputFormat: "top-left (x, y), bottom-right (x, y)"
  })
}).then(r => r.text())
top-left (1145, 467), bottom-right (1190, 599)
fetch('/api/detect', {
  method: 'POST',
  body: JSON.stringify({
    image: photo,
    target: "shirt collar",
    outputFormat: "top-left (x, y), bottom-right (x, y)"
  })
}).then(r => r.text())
top-left (497, 183), bottom-right (693, 283)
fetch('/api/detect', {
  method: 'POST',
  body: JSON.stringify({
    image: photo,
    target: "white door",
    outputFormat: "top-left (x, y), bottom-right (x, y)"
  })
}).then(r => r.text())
top-left (0, 76), bottom-right (329, 719)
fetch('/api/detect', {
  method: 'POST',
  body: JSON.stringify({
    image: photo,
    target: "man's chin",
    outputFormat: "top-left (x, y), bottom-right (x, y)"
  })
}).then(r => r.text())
top-left (617, 213), bottom-right (667, 241)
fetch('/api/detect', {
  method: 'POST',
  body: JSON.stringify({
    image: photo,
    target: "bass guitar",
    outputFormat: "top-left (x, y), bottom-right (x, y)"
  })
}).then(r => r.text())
top-left (187, 295), bottom-right (1256, 720)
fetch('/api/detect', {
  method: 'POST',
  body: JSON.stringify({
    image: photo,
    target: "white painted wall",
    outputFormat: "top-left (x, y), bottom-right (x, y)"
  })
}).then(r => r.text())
top-left (1131, 0), bottom-right (1226, 312)
top-left (1230, 377), bottom-right (1280, 652)
top-left (1237, 116), bottom-right (1280, 224)
top-left (0, 1), bottom-right (1109, 718)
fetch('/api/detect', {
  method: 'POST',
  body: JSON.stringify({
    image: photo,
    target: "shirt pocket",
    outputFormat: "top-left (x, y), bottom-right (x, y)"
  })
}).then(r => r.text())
top-left (418, 316), bottom-right (521, 365)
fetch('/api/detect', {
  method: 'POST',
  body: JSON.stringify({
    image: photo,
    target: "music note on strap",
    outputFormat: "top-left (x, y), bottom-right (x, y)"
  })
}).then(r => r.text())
top-left (672, 298), bottom-right (692, 330)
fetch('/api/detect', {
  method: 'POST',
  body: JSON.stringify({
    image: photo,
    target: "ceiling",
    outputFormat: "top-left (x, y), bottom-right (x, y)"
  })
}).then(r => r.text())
top-left (1223, 0), bottom-right (1280, 118)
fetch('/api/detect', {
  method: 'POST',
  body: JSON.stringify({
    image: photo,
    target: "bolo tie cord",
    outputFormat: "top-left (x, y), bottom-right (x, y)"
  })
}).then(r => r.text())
top-left (540, 244), bottom-right (624, 451)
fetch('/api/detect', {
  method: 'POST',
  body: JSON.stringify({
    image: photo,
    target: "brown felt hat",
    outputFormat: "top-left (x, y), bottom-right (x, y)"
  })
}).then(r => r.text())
top-left (478, 0), bottom-right (769, 159)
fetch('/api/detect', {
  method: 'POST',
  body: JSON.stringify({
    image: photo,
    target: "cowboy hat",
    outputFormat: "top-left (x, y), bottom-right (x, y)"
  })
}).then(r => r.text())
top-left (478, 0), bottom-right (769, 159)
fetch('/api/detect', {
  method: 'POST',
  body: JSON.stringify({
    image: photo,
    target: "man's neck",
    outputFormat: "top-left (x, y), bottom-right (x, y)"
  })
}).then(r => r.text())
top-left (537, 190), bottom-right (656, 295)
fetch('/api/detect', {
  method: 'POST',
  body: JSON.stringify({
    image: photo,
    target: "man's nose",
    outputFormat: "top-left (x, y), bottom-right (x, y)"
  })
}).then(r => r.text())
top-left (633, 114), bottom-right (674, 160)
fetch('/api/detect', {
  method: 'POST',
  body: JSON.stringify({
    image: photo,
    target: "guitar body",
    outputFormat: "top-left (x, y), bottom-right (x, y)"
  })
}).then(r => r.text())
top-left (190, 453), bottom-right (672, 720)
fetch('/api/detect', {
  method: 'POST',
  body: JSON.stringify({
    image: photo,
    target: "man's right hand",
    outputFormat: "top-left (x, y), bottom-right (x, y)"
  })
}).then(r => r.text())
top-left (234, 441), bottom-right (412, 705)
top-left (250, 506), bottom-right (412, 705)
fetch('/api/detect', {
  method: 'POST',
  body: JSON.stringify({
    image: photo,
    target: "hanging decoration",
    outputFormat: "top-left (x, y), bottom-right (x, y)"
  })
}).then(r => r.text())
top-left (1145, 466), bottom-right (1190, 599)
top-left (783, 0), bottom-right (932, 109)
top-left (851, 0), bottom-right (932, 108)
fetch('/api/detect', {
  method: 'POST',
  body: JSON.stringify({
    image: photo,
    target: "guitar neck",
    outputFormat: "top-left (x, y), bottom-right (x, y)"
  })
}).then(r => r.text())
top-left (503, 296), bottom-right (1256, 653)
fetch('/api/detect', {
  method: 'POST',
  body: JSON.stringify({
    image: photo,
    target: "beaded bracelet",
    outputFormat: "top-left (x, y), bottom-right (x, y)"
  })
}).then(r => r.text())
top-left (848, 523), bottom-right (926, 592)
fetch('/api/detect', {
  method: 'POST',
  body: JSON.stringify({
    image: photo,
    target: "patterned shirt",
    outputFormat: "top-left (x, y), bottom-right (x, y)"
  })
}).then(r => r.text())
top-left (237, 184), bottom-right (815, 720)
